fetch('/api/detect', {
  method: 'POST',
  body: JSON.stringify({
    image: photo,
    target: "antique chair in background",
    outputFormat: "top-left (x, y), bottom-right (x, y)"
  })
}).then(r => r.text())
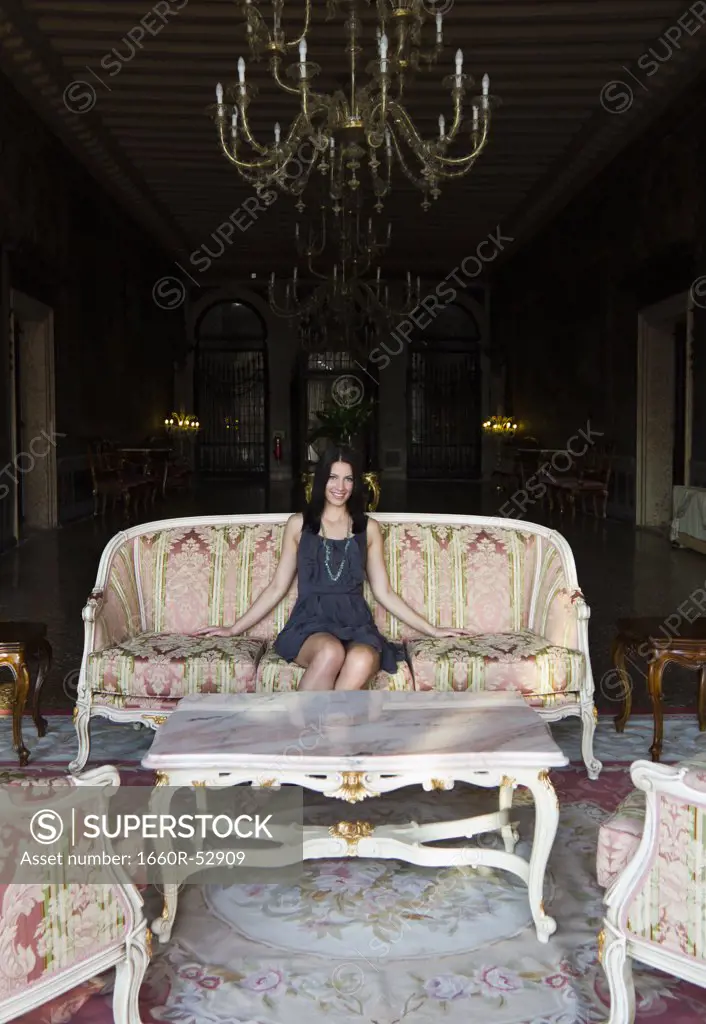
top-left (549, 441), bottom-right (614, 518)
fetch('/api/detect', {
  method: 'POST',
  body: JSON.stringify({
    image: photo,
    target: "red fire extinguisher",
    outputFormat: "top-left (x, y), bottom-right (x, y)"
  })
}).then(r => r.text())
top-left (273, 434), bottom-right (283, 462)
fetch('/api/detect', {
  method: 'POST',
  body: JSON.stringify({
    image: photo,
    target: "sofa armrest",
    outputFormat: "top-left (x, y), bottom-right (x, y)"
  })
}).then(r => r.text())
top-left (603, 759), bottom-right (706, 961)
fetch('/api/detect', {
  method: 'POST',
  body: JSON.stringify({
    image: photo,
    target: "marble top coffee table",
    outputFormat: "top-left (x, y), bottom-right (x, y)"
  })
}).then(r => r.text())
top-left (142, 690), bottom-right (568, 944)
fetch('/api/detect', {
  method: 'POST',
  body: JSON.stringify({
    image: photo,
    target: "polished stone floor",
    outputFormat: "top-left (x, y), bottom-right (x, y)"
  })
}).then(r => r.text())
top-left (1, 479), bottom-right (705, 717)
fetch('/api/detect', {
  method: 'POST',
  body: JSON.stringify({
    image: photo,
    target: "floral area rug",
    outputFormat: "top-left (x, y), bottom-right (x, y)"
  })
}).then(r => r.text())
top-left (37, 763), bottom-right (704, 1024)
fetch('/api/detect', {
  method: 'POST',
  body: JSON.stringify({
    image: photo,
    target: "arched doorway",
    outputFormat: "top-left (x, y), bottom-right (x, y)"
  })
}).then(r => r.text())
top-left (407, 302), bottom-right (481, 479)
top-left (195, 300), bottom-right (268, 475)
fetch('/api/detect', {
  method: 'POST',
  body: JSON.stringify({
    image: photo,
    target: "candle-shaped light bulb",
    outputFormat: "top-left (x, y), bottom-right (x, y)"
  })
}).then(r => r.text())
top-left (416, 275), bottom-right (421, 295)
top-left (216, 82), bottom-right (224, 105)
top-left (406, 270), bottom-right (411, 287)
top-left (436, 12), bottom-right (443, 40)
top-left (385, 128), bottom-right (392, 154)
top-left (380, 32), bottom-right (388, 72)
top-left (299, 37), bottom-right (307, 78)
top-left (472, 105), bottom-right (479, 131)
top-left (333, 265), bottom-right (338, 280)
top-left (270, 272), bottom-right (275, 287)
top-left (274, 122), bottom-right (281, 144)
top-left (238, 57), bottom-right (246, 84)
top-left (455, 48), bottom-right (463, 86)
top-left (438, 114), bottom-right (445, 139)
top-left (387, 222), bottom-right (392, 240)
top-left (231, 110), bottom-right (238, 138)
top-left (368, 217), bottom-right (372, 234)
top-left (482, 73), bottom-right (489, 109)
top-left (376, 266), bottom-right (381, 283)
top-left (295, 223), bottom-right (300, 239)
top-left (293, 266), bottom-right (297, 283)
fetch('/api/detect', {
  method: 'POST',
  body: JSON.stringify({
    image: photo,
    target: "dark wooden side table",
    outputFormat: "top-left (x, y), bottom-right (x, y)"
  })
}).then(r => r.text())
top-left (0, 622), bottom-right (52, 765)
top-left (611, 616), bottom-right (706, 761)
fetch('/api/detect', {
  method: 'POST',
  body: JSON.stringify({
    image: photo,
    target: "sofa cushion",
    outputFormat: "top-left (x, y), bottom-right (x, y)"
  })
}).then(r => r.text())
top-left (406, 630), bottom-right (584, 696)
top-left (255, 644), bottom-right (415, 692)
top-left (361, 524), bottom-right (538, 641)
top-left (596, 754), bottom-right (706, 889)
top-left (88, 633), bottom-right (265, 698)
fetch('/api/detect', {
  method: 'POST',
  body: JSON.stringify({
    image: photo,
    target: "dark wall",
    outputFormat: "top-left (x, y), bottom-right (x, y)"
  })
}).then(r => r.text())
top-left (493, 75), bottom-right (706, 467)
top-left (0, 71), bottom-right (181, 447)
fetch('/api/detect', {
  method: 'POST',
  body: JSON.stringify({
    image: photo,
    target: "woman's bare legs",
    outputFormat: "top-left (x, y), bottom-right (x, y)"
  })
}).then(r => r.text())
top-left (335, 643), bottom-right (380, 691)
top-left (296, 633), bottom-right (346, 691)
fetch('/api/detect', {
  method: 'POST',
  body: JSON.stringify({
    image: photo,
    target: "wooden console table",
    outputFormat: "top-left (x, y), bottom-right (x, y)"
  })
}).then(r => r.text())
top-left (0, 622), bottom-right (51, 765)
top-left (611, 616), bottom-right (706, 761)
top-left (302, 470), bottom-right (381, 512)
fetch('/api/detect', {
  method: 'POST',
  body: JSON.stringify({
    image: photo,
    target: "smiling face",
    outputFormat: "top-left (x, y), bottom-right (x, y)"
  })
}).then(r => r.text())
top-left (325, 460), bottom-right (355, 509)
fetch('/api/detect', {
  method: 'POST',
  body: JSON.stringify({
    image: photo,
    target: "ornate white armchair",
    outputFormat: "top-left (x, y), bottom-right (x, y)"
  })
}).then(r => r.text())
top-left (0, 765), bottom-right (150, 1023)
top-left (597, 757), bottom-right (706, 1022)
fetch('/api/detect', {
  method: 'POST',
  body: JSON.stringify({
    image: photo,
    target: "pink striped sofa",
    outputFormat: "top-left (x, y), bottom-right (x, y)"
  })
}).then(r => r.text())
top-left (70, 514), bottom-right (599, 777)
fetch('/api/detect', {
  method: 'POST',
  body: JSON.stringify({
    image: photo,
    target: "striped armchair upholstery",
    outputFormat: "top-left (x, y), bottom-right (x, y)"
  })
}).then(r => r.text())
top-left (598, 757), bottom-right (706, 1023)
top-left (0, 766), bottom-right (149, 1024)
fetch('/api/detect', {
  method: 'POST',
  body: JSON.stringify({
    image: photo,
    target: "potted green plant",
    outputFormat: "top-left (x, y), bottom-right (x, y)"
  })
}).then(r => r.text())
top-left (307, 399), bottom-right (374, 459)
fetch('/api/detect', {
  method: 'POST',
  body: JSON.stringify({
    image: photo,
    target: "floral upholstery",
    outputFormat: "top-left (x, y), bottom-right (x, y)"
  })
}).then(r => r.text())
top-left (360, 524), bottom-right (538, 641)
top-left (255, 644), bottom-right (415, 693)
top-left (597, 755), bottom-right (706, 959)
top-left (596, 788), bottom-right (646, 889)
top-left (529, 540), bottom-right (580, 650)
top-left (0, 772), bottom-right (138, 1023)
top-left (88, 633), bottom-right (265, 699)
top-left (133, 524), bottom-right (297, 641)
top-left (407, 630), bottom-right (584, 698)
top-left (0, 884), bottom-right (128, 1002)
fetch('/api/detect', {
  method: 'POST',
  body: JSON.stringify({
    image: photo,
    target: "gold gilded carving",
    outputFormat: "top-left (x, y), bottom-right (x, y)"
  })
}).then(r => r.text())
top-left (597, 928), bottom-right (605, 964)
top-left (145, 928), bottom-right (153, 959)
top-left (144, 715), bottom-right (168, 725)
top-left (500, 775), bottom-right (516, 788)
top-left (155, 772), bottom-right (170, 787)
top-left (259, 778), bottom-right (277, 787)
top-left (430, 778), bottom-right (448, 791)
top-left (192, 781), bottom-right (206, 787)
top-left (332, 771), bottom-right (378, 803)
top-left (329, 820), bottom-right (374, 853)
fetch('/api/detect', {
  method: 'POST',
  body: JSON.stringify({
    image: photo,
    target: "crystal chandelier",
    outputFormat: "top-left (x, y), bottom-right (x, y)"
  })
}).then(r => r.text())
top-left (268, 199), bottom-right (420, 353)
top-left (214, 0), bottom-right (495, 210)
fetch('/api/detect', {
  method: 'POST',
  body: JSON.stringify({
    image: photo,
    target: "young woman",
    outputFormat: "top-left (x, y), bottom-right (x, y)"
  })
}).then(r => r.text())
top-left (199, 445), bottom-right (467, 690)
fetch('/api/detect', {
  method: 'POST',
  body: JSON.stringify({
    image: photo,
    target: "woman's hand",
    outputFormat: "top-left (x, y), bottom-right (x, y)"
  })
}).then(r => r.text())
top-left (195, 624), bottom-right (240, 637)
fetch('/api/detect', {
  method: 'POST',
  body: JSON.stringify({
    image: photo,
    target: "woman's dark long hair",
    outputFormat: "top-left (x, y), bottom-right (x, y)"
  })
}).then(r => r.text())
top-left (303, 445), bottom-right (367, 534)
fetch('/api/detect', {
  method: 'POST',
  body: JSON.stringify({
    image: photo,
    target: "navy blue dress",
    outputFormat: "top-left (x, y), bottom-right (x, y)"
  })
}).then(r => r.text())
top-left (273, 517), bottom-right (404, 674)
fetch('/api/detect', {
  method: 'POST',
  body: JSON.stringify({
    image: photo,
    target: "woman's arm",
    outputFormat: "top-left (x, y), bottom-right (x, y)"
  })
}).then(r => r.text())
top-left (365, 518), bottom-right (466, 638)
top-left (197, 514), bottom-right (301, 636)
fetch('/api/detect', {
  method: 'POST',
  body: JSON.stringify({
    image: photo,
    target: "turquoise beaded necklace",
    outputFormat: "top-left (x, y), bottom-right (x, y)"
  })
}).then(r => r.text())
top-left (320, 516), bottom-right (352, 583)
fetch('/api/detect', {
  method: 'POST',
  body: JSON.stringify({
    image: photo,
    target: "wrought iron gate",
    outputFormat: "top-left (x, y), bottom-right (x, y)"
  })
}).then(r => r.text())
top-left (407, 348), bottom-right (481, 479)
top-left (197, 349), bottom-right (267, 474)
